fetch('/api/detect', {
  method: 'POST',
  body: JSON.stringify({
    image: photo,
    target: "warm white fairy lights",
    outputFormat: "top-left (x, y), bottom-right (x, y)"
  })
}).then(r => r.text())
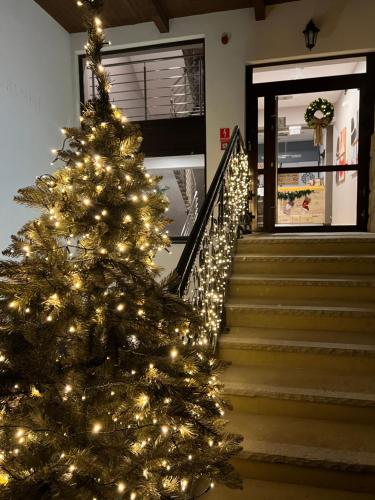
top-left (183, 151), bottom-right (249, 348)
top-left (0, 2), bottom-right (240, 497)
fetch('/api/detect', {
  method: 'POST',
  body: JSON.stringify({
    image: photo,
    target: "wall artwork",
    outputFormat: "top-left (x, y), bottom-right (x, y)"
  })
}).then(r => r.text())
top-left (336, 126), bottom-right (347, 184)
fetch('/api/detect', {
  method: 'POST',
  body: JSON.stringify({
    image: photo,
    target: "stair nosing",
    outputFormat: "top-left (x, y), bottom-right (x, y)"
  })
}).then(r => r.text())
top-left (238, 443), bottom-right (375, 473)
top-left (229, 275), bottom-right (375, 287)
top-left (225, 302), bottom-right (375, 317)
top-left (219, 337), bottom-right (375, 356)
top-left (233, 254), bottom-right (375, 261)
top-left (223, 381), bottom-right (375, 408)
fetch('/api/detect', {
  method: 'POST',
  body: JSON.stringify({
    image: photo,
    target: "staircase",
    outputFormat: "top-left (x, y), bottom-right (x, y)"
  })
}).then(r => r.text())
top-left (211, 234), bottom-right (375, 499)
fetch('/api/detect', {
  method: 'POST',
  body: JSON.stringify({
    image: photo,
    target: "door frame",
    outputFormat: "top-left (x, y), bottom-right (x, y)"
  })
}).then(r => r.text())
top-left (246, 53), bottom-right (375, 233)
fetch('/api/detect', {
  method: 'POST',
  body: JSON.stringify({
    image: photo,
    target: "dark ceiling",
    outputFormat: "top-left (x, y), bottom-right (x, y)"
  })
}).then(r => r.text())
top-left (34, 0), bottom-right (300, 34)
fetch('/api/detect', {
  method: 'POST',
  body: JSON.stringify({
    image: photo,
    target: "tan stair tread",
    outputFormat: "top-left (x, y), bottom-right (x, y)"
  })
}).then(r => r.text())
top-left (239, 233), bottom-right (375, 242)
top-left (234, 254), bottom-right (375, 260)
top-left (210, 479), bottom-right (375, 500)
top-left (230, 274), bottom-right (375, 286)
top-left (219, 327), bottom-right (375, 354)
top-left (226, 297), bottom-right (375, 313)
top-left (226, 411), bottom-right (375, 469)
top-left (222, 364), bottom-right (375, 404)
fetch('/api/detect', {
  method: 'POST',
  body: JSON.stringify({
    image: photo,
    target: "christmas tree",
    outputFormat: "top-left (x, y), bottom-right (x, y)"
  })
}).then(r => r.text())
top-left (0, 1), bottom-right (242, 498)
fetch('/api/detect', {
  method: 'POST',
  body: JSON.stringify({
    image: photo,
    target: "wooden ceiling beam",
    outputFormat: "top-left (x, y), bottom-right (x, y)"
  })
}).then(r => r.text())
top-left (148, 0), bottom-right (169, 33)
top-left (253, 0), bottom-right (266, 21)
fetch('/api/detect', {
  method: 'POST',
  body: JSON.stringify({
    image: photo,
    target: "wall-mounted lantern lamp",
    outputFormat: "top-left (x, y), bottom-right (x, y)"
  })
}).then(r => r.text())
top-left (303, 19), bottom-right (320, 50)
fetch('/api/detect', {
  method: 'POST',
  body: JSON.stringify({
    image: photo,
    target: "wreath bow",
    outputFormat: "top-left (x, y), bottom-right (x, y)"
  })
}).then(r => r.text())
top-left (310, 116), bottom-right (331, 146)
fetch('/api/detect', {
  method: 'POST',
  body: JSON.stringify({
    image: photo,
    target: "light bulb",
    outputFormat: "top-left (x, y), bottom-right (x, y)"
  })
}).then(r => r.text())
top-left (92, 423), bottom-right (102, 434)
top-left (117, 482), bottom-right (126, 493)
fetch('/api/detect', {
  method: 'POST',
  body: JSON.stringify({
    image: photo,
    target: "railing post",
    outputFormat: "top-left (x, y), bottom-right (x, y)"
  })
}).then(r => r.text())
top-left (143, 62), bottom-right (148, 120)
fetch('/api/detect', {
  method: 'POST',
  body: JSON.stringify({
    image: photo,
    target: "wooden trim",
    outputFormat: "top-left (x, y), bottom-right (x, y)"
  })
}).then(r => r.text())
top-left (253, 0), bottom-right (266, 21)
top-left (149, 0), bottom-right (170, 33)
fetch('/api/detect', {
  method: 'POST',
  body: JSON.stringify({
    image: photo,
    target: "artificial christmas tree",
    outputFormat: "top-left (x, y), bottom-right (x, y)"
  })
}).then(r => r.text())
top-left (0, 1), bottom-right (242, 498)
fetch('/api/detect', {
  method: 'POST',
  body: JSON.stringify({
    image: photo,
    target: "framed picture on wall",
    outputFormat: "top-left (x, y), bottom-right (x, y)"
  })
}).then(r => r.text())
top-left (337, 127), bottom-right (347, 165)
top-left (336, 127), bottom-right (347, 184)
top-left (336, 170), bottom-right (346, 183)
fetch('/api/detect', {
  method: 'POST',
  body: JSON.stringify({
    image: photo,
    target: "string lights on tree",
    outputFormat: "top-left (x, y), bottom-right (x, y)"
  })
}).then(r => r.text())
top-left (0, 0), bottom-right (242, 498)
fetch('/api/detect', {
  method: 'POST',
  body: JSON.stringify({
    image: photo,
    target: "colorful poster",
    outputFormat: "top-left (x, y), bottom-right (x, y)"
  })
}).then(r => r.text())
top-left (337, 127), bottom-right (347, 165)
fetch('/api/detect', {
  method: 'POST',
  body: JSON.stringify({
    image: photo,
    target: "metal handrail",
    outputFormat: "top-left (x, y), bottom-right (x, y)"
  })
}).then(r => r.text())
top-left (171, 127), bottom-right (254, 349)
top-left (173, 127), bottom-right (244, 295)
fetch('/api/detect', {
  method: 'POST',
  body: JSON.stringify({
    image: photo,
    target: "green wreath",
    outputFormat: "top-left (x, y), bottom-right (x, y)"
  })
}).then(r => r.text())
top-left (278, 189), bottom-right (313, 201)
top-left (304, 98), bottom-right (334, 128)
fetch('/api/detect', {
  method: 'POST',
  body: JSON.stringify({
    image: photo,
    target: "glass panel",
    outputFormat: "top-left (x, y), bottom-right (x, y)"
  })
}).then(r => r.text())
top-left (276, 89), bottom-right (360, 169)
top-left (253, 57), bottom-right (366, 84)
top-left (144, 155), bottom-right (205, 238)
top-left (82, 42), bottom-right (205, 122)
top-left (276, 170), bottom-right (357, 226)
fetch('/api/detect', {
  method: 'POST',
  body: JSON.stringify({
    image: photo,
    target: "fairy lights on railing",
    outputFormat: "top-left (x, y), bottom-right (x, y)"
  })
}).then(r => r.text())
top-left (177, 132), bottom-right (251, 350)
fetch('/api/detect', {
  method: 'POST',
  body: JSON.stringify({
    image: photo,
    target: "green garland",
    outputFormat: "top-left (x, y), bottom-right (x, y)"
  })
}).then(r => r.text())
top-left (278, 189), bottom-right (313, 201)
top-left (304, 98), bottom-right (334, 127)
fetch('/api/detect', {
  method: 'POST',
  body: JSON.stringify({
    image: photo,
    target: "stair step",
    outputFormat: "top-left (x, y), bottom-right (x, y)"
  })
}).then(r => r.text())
top-left (227, 412), bottom-right (375, 493)
top-left (219, 327), bottom-right (375, 372)
top-left (226, 299), bottom-right (375, 332)
top-left (222, 363), bottom-right (375, 424)
top-left (237, 234), bottom-right (375, 256)
top-left (209, 478), bottom-right (375, 500)
top-left (229, 274), bottom-right (375, 301)
top-left (233, 254), bottom-right (375, 275)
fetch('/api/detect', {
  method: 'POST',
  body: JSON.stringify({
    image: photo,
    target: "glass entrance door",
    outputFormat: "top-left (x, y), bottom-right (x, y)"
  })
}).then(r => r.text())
top-left (247, 55), bottom-right (375, 233)
top-left (275, 88), bottom-right (359, 228)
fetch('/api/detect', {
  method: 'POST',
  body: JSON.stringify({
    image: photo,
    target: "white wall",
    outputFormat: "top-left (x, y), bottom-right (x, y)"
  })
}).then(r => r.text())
top-left (0, 0), bottom-right (74, 251)
top-left (252, 0), bottom-right (375, 63)
top-left (155, 244), bottom-right (184, 279)
top-left (331, 87), bottom-right (359, 225)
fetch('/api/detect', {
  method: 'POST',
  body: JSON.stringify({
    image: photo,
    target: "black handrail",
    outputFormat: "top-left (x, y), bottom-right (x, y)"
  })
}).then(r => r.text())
top-left (173, 126), bottom-right (246, 296)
